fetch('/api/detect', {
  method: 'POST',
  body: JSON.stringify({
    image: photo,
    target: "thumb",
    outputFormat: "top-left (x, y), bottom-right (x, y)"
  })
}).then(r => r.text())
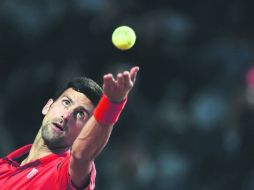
top-left (130, 66), bottom-right (139, 83)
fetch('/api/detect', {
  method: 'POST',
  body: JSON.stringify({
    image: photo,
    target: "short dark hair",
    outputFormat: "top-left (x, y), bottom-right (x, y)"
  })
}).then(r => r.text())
top-left (54, 77), bottom-right (103, 106)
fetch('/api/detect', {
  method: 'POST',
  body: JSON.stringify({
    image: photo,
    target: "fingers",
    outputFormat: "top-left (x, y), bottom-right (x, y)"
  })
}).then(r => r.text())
top-left (103, 73), bottom-right (116, 88)
top-left (103, 66), bottom-right (139, 90)
top-left (130, 66), bottom-right (139, 83)
top-left (117, 73), bottom-right (124, 89)
top-left (122, 71), bottom-right (131, 88)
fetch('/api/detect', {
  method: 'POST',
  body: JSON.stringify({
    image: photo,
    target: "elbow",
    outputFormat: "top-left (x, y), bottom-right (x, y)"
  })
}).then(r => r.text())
top-left (71, 142), bottom-right (101, 161)
top-left (71, 143), bottom-right (93, 161)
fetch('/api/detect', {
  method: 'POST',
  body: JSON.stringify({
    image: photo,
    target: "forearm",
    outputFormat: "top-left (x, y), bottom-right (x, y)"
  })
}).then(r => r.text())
top-left (71, 94), bottom-right (126, 161)
top-left (69, 116), bottom-right (114, 188)
top-left (71, 116), bottom-right (114, 161)
top-left (69, 67), bottom-right (139, 188)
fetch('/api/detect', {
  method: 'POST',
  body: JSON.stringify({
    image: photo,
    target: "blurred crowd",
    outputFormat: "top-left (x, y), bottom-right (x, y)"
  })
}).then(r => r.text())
top-left (1, 0), bottom-right (254, 189)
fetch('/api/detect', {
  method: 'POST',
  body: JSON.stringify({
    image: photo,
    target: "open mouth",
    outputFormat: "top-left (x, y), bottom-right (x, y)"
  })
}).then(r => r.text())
top-left (52, 122), bottom-right (64, 131)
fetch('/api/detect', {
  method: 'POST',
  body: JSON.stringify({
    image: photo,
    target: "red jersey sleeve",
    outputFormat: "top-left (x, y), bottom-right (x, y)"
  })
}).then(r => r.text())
top-left (57, 157), bottom-right (96, 190)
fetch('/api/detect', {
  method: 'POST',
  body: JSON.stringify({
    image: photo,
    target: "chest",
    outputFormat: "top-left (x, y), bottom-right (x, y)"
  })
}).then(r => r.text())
top-left (0, 158), bottom-right (62, 190)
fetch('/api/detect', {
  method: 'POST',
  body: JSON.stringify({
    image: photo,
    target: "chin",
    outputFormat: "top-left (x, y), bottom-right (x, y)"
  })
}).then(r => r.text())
top-left (42, 134), bottom-right (67, 149)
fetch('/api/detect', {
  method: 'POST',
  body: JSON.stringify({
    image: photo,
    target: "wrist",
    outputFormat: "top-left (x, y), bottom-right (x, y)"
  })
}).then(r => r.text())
top-left (93, 94), bottom-right (127, 125)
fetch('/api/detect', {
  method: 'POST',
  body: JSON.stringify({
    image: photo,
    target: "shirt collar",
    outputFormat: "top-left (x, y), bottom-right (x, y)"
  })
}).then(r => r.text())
top-left (5, 144), bottom-right (70, 166)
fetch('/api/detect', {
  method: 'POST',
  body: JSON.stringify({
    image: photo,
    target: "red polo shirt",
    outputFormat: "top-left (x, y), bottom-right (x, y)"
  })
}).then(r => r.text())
top-left (0, 144), bottom-right (96, 190)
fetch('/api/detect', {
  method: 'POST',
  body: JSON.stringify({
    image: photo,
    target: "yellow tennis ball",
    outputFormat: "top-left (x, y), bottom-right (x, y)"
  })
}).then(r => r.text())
top-left (112, 26), bottom-right (136, 50)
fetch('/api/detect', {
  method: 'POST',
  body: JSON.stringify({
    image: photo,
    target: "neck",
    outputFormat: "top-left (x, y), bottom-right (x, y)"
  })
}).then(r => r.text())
top-left (20, 128), bottom-right (69, 166)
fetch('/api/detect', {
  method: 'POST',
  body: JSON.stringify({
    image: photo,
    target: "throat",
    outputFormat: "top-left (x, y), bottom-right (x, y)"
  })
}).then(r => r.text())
top-left (14, 153), bottom-right (29, 166)
top-left (20, 157), bottom-right (28, 166)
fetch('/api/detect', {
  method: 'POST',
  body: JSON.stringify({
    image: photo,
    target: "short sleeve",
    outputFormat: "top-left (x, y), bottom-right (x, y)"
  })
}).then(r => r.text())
top-left (57, 157), bottom-right (96, 190)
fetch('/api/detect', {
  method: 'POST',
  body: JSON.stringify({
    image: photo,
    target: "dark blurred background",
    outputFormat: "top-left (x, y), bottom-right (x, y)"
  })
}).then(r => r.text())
top-left (1, 0), bottom-right (254, 189)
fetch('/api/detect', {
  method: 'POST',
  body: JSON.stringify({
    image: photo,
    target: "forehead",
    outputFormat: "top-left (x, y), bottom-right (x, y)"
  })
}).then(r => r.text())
top-left (58, 88), bottom-right (94, 109)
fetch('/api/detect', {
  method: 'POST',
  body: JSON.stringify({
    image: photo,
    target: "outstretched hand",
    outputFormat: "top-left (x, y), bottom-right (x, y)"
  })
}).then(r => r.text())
top-left (103, 66), bottom-right (139, 102)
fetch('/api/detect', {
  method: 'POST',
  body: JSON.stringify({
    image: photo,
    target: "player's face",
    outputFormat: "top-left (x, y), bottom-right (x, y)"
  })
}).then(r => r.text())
top-left (41, 88), bottom-right (95, 150)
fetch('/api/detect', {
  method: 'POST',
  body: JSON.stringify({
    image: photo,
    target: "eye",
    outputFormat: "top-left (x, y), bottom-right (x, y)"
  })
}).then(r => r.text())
top-left (62, 99), bottom-right (71, 107)
top-left (75, 111), bottom-right (85, 120)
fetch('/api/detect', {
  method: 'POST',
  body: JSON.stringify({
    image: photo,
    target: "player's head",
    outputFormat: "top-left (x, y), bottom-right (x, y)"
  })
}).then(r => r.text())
top-left (54, 77), bottom-right (103, 106)
top-left (40, 77), bottom-right (103, 150)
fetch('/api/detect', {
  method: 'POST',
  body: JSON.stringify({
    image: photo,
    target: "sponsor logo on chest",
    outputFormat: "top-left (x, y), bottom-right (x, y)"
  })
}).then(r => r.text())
top-left (26, 168), bottom-right (39, 179)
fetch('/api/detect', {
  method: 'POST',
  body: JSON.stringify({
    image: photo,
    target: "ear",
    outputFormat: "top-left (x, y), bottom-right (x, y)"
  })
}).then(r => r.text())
top-left (42, 99), bottom-right (54, 115)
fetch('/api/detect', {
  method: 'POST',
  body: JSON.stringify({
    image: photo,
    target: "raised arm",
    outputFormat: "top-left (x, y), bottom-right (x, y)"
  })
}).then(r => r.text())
top-left (69, 66), bottom-right (139, 188)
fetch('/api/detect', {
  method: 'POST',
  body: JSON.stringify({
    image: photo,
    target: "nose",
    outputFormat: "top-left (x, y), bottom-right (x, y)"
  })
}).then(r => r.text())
top-left (61, 110), bottom-right (72, 122)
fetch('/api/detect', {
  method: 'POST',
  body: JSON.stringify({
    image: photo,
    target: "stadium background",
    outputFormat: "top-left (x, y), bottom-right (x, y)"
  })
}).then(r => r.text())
top-left (1, 0), bottom-right (254, 189)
